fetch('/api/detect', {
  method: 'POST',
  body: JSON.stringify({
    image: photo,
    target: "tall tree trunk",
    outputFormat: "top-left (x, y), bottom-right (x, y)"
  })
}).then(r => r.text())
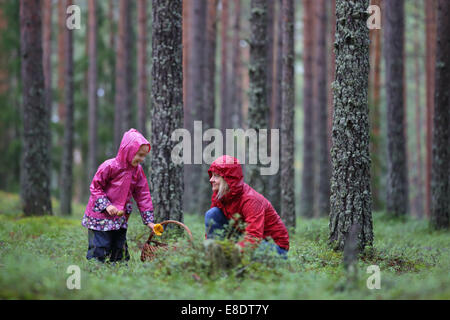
top-left (20, 0), bottom-right (53, 216)
top-left (425, 0), bottom-right (437, 219)
top-left (57, 0), bottom-right (66, 123)
top-left (220, 0), bottom-right (230, 132)
top-left (137, 0), bottom-right (148, 138)
top-left (385, 0), bottom-right (408, 217)
top-left (280, 0), bottom-right (295, 232)
top-left (329, 0), bottom-right (373, 251)
top-left (369, 0), bottom-right (383, 211)
top-left (150, 0), bottom-right (184, 222)
top-left (60, 1), bottom-right (74, 216)
top-left (328, 0), bottom-right (336, 152)
top-left (87, 0), bottom-right (98, 181)
top-left (413, 0), bottom-right (424, 218)
top-left (430, 0), bottom-right (450, 230)
top-left (266, 0), bottom-right (274, 130)
top-left (300, 0), bottom-right (315, 218)
top-left (230, 0), bottom-right (242, 128)
top-left (268, 0), bottom-right (283, 215)
top-left (200, 0), bottom-right (218, 211)
top-left (114, 0), bottom-right (133, 149)
top-left (42, 0), bottom-right (52, 123)
top-left (247, 0), bottom-right (269, 196)
top-left (315, 0), bottom-right (330, 217)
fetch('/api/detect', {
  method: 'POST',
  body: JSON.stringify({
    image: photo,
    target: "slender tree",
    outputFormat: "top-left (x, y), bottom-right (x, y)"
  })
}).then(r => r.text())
top-left (430, 0), bottom-right (450, 230)
top-left (329, 0), bottom-right (373, 251)
top-left (60, 1), bottom-right (74, 215)
top-left (57, 0), bottom-right (66, 123)
top-left (385, 0), bottom-right (408, 217)
top-left (230, 0), bottom-right (242, 128)
top-left (247, 0), bottom-right (269, 196)
top-left (280, 0), bottom-right (295, 232)
top-left (368, 0), bottom-right (383, 211)
top-left (315, 0), bottom-right (330, 217)
top-left (87, 0), bottom-right (98, 181)
top-left (19, 0), bottom-right (52, 216)
top-left (137, 0), bottom-right (148, 138)
top-left (114, 0), bottom-right (133, 149)
top-left (268, 0), bottom-right (283, 214)
top-left (220, 0), bottom-right (230, 132)
top-left (150, 0), bottom-right (184, 222)
top-left (300, 0), bottom-right (316, 218)
top-left (200, 0), bottom-right (218, 211)
top-left (425, 0), bottom-right (437, 218)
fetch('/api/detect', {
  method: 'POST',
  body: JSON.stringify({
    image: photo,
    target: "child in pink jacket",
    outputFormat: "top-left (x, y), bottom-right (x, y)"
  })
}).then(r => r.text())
top-left (82, 129), bottom-right (155, 262)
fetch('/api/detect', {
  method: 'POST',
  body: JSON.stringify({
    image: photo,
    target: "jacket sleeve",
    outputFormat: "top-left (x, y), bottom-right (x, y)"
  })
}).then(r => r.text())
top-left (89, 162), bottom-right (112, 212)
top-left (237, 199), bottom-right (265, 249)
top-left (132, 165), bottom-right (154, 225)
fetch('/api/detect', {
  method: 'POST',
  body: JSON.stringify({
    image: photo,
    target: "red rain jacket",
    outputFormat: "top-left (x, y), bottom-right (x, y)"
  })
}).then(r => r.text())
top-left (208, 155), bottom-right (290, 251)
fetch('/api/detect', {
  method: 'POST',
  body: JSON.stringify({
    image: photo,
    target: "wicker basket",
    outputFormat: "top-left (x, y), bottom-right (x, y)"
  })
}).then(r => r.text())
top-left (140, 220), bottom-right (193, 262)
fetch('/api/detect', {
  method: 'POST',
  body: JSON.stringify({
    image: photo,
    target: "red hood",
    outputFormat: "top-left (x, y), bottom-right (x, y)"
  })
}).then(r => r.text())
top-left (208, 155), bottom-right (244, 203)
top-left (116, 128), bottom-right (151, 168)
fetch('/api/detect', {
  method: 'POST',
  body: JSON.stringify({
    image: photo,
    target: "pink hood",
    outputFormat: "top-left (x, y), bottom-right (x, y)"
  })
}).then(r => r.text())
top-left (84, 129), bottom-right (153, 219)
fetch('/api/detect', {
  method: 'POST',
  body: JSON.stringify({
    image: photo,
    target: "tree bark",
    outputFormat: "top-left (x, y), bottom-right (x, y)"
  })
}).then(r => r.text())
top-left (87, 0), bottom-right (98, 181)
top-left (114, 0), bottom-right (133, 149)
top-left (315, 0), bottom-right (330, 218)
top-left (137, 0), bottom-right (148, 138)
top-left (60, 2), bottom-right (74, 216)
top-left (280, 0), bottom-right (295, 233)
top-left (430, 0), bottom-right (450, 230)
top-left (300, 0), bottom-right (315, 218)
top-left (329, 0), bottom-right (373, 251)
top-left (230, 0), bottom-right (242, 128)
top-left (150, 0), bottom-right (184, 222)
top-left (20, 0), bottom-right (53, 216)
top-left (57, 0), bottom-right (66, 123)
top-left (368, 0), bottom-right (383, 211)
top-left (425, 0), bottom-right (437, 219)
top-left (385, 0), bottom-right (408, 217)
top-left (220, 0), bottom-right (230, 132)
top-left (247, 0), bottom-right (269, 196)
top-left (268, 0), bottom-right (283, 215)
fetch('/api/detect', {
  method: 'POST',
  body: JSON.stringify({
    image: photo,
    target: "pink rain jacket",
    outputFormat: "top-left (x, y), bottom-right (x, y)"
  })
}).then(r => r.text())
top-left (82, 129), bottom-right (154, 231)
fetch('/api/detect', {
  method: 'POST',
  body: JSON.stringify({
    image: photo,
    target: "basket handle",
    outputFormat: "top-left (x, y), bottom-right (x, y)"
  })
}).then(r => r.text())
top-left (146, 220), bottom-right (193, 244)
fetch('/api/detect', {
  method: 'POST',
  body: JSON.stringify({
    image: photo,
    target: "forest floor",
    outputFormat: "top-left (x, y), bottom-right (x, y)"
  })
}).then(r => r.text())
top-left (0, 190), bottom-right (449, 299)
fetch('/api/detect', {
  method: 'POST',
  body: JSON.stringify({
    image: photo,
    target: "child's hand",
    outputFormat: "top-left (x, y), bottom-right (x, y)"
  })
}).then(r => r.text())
top-left (106, 205), bottom-right (119, 216)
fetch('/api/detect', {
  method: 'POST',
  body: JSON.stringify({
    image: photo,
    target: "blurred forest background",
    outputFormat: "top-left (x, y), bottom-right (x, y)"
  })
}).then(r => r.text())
top-left (0, 0), bottom-right (448, 232)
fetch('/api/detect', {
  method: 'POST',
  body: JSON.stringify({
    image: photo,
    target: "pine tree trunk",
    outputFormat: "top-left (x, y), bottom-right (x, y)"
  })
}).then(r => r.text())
top-left (329, 0), bottom-right (373, 251)
top-left (20, 0), bottom-right (53, 216)
top-left (280, 0), bottom-right (295, 233)
top-left (87, 0), bottom-right (98, 181)
top-left (315, 0), bottom-right (330, 217)
top-left (300, 0), bottom-right (315, 218)
top-left (368, 0), bottom-right (382, 211)
top-left (114, 0), bottom-right (133, 149)
top-left (42, 0), bottom-right (52, 123)
top-left (230, 0), bottom-right (242, 128)
top-left (200, 0), bottom-right (218, 212)
top-left (413, 0), bottom-right (424, 218)
top-left (430, 0), bottom-right (450, 230)
top-left (57, 0), bottom-right (66, 123)
top-left (385, 0), bottom-right (408, 217)
top-left (150, 0), bottom-right (184, 222)
top-left (220, 0), bottom-right (230, 132)
top-left (425, 0), bottom-right (437, 219)
top-left (268, 0), bottom-right (283, 215)
top-left (60, 5), bottom-right (74, 216)
top-left (137, 0), bottom-right (148, 138)
top-left (247, 0), bottom-right (269, 196)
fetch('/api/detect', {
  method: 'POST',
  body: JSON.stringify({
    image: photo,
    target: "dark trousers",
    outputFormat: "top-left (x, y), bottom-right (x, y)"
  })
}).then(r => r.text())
top-left (87, 228), bottom-right (130, 263)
